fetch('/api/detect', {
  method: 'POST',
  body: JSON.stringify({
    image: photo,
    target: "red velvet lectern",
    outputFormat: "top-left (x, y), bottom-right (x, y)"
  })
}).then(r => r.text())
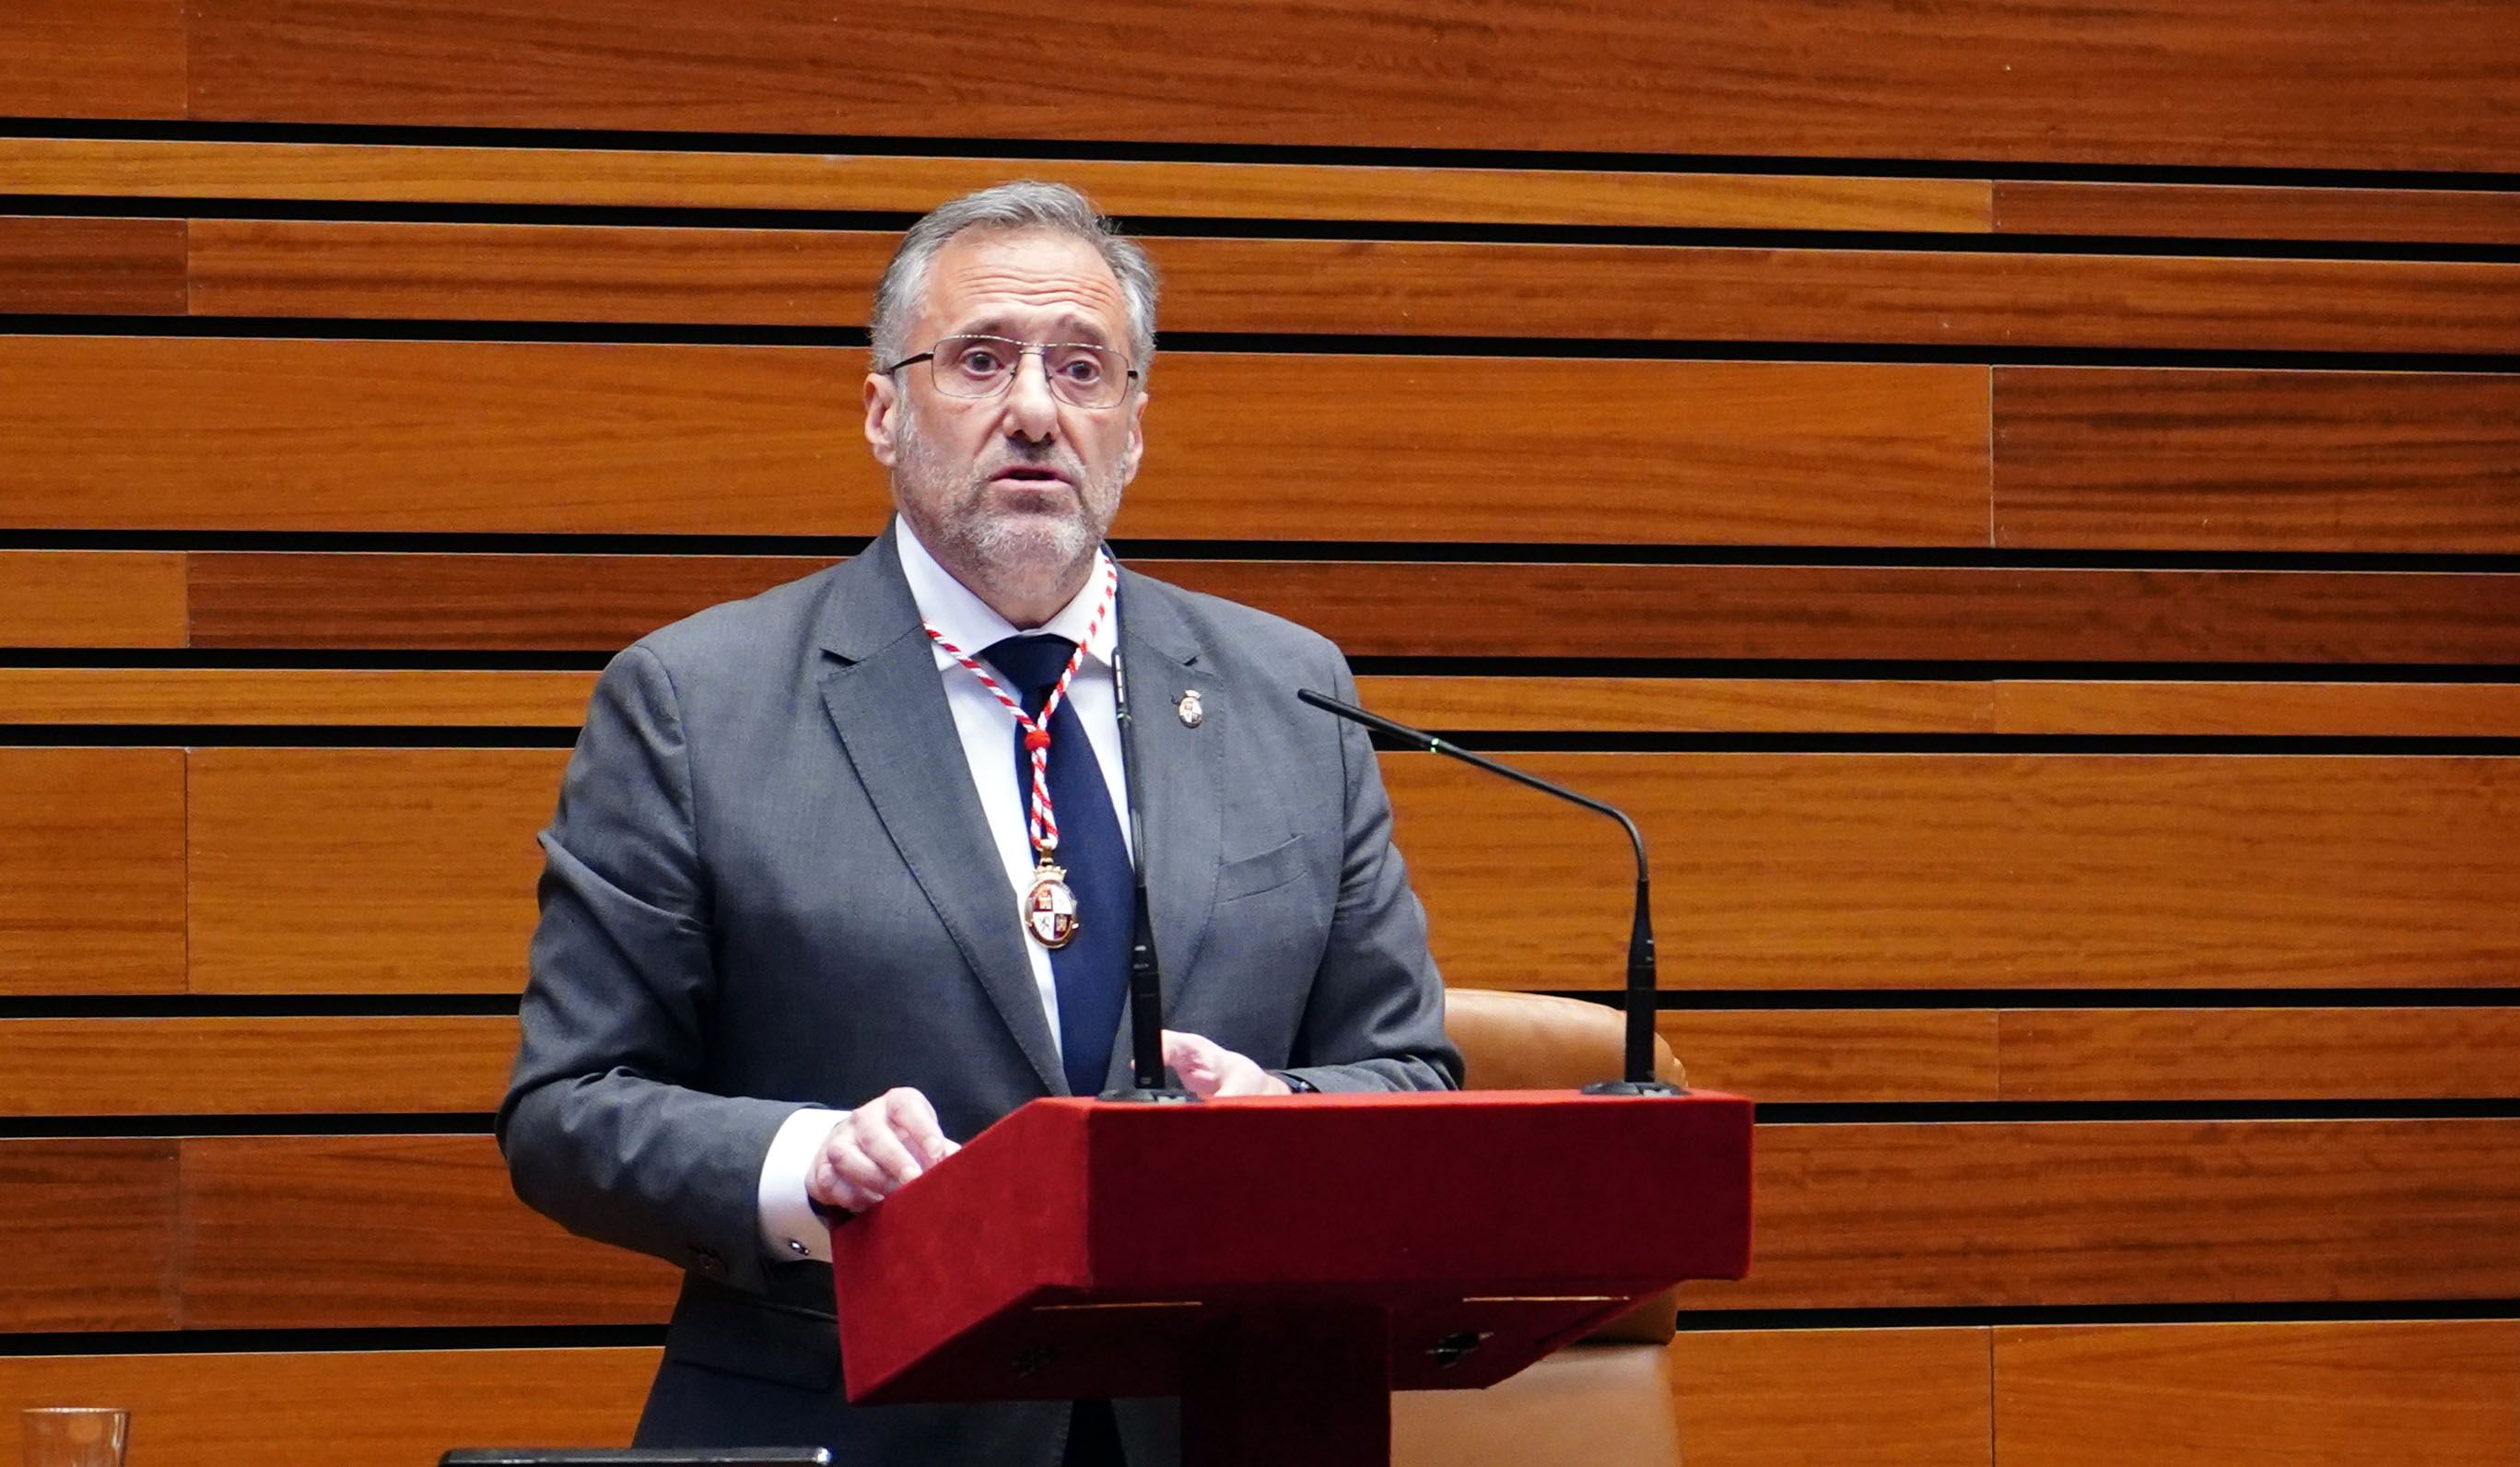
top-left (827, 1089), bottom-right (1752, 1467)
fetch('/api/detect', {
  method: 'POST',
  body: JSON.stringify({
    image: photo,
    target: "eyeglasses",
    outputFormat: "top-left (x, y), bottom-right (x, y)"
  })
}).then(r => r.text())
top-left (885, 334), bottom-right (1139, 410)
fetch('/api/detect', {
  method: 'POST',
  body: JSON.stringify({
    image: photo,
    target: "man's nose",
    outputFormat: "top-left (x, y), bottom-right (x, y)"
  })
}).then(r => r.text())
top-left (1002, 351), bottom-right (1061, 439)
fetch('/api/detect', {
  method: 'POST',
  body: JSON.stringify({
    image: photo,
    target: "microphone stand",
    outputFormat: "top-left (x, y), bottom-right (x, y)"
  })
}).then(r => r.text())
top-left (1297, 689), bottom-right (1682, 1096)
top-left (1100, 593), bottom-right (1197, 1104)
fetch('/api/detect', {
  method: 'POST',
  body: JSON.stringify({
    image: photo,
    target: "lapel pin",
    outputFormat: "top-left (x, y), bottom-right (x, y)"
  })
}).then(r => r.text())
top-left (1177, 690), bottom-right (1205, 728)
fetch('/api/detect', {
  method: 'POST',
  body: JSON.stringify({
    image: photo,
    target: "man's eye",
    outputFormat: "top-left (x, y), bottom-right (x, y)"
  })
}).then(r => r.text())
top-left (955, 349), bottom-right (1006, 375)
top-left (1059, 356), bottom-right (1105, 383)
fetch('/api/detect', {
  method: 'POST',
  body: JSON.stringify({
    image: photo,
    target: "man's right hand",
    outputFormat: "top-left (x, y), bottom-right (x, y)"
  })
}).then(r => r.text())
top-left (807, 1087), bottom-right (960, 1214)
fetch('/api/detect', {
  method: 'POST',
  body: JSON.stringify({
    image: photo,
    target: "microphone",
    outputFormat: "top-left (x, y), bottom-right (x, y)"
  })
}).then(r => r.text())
top-left (1296, 688), bottom-right (1682, 1096)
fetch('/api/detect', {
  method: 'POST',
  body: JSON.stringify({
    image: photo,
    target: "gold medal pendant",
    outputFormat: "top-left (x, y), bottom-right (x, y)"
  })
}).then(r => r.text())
top-left (1025, 861), bottom-right (1081, 949)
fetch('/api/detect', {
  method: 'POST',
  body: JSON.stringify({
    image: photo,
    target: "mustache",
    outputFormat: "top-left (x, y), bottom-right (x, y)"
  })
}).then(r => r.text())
top-left (974, 445), bottom-right (1087, 482)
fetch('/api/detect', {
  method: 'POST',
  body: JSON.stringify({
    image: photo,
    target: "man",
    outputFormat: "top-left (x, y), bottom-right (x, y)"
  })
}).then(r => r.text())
top-left (499, 182), bottom-right (1459, 1466)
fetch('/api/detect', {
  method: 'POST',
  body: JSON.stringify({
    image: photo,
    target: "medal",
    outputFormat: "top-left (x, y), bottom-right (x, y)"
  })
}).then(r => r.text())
top-left (1025, 861), bottom-right (1081, 948)
top-left (922, 559), bottom-right (1121, 949)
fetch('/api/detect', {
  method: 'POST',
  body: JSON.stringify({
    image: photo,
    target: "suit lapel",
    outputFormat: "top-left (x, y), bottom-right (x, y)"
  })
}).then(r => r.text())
top-left (1115, 572), bottom-right (1225, 1037)
top-left (814, 535), bottom-right (1065, 1096)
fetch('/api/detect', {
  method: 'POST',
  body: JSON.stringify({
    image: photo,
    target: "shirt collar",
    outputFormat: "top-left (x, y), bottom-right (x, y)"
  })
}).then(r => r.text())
top-left (893, 517), bottom-right (1117, 664)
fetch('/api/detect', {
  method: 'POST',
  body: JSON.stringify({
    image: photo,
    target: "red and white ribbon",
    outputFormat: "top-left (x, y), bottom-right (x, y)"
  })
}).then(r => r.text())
top-left (922, 558), bottom-right (1118, 860)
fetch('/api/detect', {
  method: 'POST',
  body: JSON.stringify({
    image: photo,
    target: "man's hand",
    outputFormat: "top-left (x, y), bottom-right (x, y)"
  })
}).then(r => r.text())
top-left (1162, 1029), bottom-right (1295, 1098)
top-left (808, 1087), bottom-right (959, 1213)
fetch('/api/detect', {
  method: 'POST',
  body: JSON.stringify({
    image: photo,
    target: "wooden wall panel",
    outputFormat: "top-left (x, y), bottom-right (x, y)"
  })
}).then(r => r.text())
top-left (180, 1135), bottom-right (679, 1329)
top-left (1994, 1321), bottom-right (2520, 1467)
top-left (175, 226), bottom-right (2520, 353)
top-left (0, 1348), bottom-right (657, 1467)
top-left (1685, 1120), bottom-right (2520, 1310)
top-left (0, 749), bottom-right (186, 997)
top-left (0, 337), bottom-right (875, 537)
top-left (1659, 1011), bottom-right (1999, 1103)
top-left (1995, 370), bottom-right (2520, 553)
top-left (1359, 677), bottom-right (1995, 735)
top-left (0, 1016), bottom-right (520, 1116)
top-left (20, 1122), bottom-right (2512, 1329)
top-left (11, 671), bottom-right (2520, 738)
top-left (0, 1140), bottom-right (181, 1332)
top-left (2001, 1009), bottom-right (2520, 1101)
top-left (170, 751), bottom-right (2518, 994)
top-left (0, 139), bottom-right (1993, 231)
top-left (1992, 681), bottom-right (2520, 738)
top-left (187, 748), bottom-right (559, 994)
top-left (0, 216), bottom-right (186, 314)
top-left (0, 669), bottom-right (600, 727)
top-left (185, 220), bottom-right (886, 325)
top-left (0, 340), bottom-right (1990, 546)
top-left (1670, 1327), bottom-right (1992, 1467)
top-left (0, 2), bottom-right (185, 120)
top-left (182, 556), bottom-right (2520, 662)
top-left (182, 0), bottom-right (2520, 171)
top-left (1996, 182), bottom-right (2520, 246)
top-left (1404, 754), bottom-right (2520, 992)
top-left (0, 551), bottom-right (188, 648)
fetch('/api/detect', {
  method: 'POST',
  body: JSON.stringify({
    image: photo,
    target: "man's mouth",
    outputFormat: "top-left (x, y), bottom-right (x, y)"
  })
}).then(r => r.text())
top-left (990, 464), bottom-right (1073, 488)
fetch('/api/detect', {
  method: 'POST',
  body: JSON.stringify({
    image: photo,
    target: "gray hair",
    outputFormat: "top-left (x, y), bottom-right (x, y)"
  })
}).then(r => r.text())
top-left (870, 181), bottom-right (1159, 377)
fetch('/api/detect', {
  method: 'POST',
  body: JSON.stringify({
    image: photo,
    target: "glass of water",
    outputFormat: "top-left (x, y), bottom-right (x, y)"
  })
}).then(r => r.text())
top-left (21, 1408), bottom-right (129, 1467)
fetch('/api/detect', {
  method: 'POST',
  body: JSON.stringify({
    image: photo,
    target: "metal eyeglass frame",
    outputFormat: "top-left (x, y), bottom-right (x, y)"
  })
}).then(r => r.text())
top-left (884, 334), bottom-right (1142, 409)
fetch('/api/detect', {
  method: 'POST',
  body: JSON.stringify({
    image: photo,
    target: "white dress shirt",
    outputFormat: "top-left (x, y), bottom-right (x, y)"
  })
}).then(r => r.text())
top-left (756, 519), bottom-right (1133, 1262)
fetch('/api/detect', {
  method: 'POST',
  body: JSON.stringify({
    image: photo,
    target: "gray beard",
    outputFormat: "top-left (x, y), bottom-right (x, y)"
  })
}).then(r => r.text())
top-left (890, 403), bottom-right (1118, 616)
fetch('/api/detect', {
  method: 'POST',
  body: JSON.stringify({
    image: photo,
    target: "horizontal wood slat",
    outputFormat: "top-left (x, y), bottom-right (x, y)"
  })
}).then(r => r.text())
top-left (1988, 681), bottom-right (2520, 738)
top-left (20, 1121), bottom-right (2520, 1329)
top-left (0, 338), bottom-right (1992, 546)
top-left (0, 551), bottom-right (188, 648)
top-left (182, 556), bottom-right (2520, 662)
top-left (177, 225), bottom-right (2520, 353)
top-left (0, 749), bottom-right (186, 997)
top-left (180, 1134), bottom-right (680, 1329)
top-left (1685, 1119), bottom-right (2520, 1309)
top-left (0, 1016), bottom-right (520, 1115)
top-left (1405, 754), bottom-right (2520, 992)
top-left (0, 668), bottom-right (602, 726)
top-left (0, 216), bottom-right (186, 315)
top-left (133, 750), bottom-right (2519, 996)
top-left (2000, 1009), bottom-right (2520, 1101)
top-left (1660, 1011), bottom-right (2000, 1103)
top-left (0, 1140), bottom-right (181, 1332)
top-left (181, 0), bottom-right (2520, 171)
top-left (1993, 1320), bottom-right (2520, 1467)
top-left (1669, 1326), bottom-right (1992, 1467)
top-left (0, 139), bottom-right (1994, 231)
top-left (0, 1), bottom-right (187, 121)
top-left (11, 1005), bottom-right (2511, 1112)
top-left (1995, 370), bottom-right (2520, 553)
top-left (187, 748), bottom-right (558, 995)
top-left (1995, 182), bottom-right (2520, 246)
top-left (8, 670), bottom-right (2520, 737)
top-left (0, 1348), bottom-right (657, 1467)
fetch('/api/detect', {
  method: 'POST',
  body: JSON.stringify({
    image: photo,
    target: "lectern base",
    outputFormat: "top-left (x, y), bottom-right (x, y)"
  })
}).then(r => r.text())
top-left (1180, 1306), bottom-right (1391, 1467)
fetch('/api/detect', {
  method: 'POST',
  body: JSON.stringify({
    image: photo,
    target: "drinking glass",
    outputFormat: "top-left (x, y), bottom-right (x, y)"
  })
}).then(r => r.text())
top-left (21, 1407), bottom-right (129, 1467)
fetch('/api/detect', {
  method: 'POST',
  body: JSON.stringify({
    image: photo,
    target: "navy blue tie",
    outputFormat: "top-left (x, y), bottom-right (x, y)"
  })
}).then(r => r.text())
top-left (983, 634), bottom-right (1131, 1099)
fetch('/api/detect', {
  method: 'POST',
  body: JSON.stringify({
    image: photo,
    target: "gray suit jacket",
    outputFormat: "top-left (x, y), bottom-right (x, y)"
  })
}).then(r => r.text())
top-left (498, 531), bottom-right (1459, 1463)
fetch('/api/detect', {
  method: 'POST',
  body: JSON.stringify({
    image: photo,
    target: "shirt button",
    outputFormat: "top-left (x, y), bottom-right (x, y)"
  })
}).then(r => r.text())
top-left (787, 1238), bottom-right (809, 1255)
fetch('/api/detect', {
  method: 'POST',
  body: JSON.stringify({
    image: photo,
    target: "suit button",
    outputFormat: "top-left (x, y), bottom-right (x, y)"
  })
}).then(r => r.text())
top-left (689, 1246), bottom-right (726, 1277)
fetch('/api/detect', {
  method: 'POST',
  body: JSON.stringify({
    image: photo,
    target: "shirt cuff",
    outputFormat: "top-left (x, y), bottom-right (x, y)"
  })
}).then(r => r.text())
top-left (757, 1106), bottom-right (847, 1264)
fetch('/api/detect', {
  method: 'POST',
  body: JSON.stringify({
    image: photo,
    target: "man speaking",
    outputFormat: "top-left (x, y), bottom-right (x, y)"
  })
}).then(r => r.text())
top-left (498, 182), bottom-right (1461, 1465)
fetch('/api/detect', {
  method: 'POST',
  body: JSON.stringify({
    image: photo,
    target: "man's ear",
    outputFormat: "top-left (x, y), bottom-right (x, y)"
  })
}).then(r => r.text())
top-left (864, 371), bottom-right (900, 468)
top-left (1120, 386), bottom-right (1149, 486)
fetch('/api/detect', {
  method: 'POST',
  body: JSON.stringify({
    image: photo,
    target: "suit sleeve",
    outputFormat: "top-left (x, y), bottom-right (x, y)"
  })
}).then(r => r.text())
top-left (498, 641), bottom-right (803, 1295)
top-left (1276, 649), bottom-right (1465, 1096)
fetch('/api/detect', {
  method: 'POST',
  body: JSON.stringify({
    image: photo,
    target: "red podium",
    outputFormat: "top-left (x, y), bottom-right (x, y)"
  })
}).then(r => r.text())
top-left (827, 1089), bottom-right (1752, 1466)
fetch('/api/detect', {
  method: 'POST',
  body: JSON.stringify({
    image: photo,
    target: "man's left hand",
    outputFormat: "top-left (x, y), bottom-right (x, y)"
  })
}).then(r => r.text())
top-left (1160, 1029), bottom-right (1295, 1097)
